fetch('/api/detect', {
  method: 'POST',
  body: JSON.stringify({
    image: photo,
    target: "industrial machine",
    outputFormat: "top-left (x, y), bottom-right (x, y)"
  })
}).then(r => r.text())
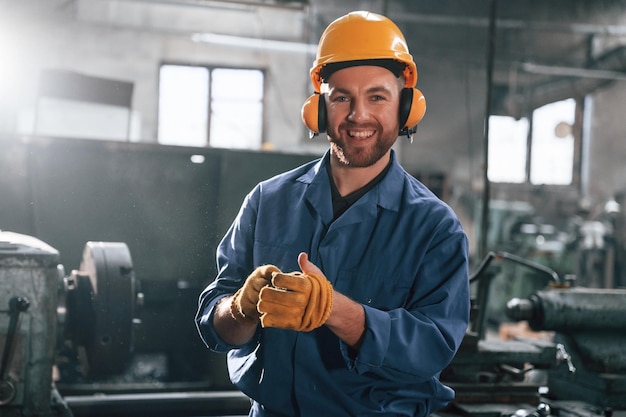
top-left (439, 251), bottom-right (626, 417)
top-left (0, 230), bottom-right (144, 417)
top-left (507, 286), bottom-right (626, 408)
top-left (0, 230), bottom-right (249, 417)
top-left (0, 231), bottom-right (63, 417)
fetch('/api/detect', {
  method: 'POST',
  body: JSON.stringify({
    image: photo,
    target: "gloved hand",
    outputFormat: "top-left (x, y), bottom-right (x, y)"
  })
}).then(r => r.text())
top-left (230, 264), bottom-right (281, 323)
top-left (258, 270), bottom-right (333, 332)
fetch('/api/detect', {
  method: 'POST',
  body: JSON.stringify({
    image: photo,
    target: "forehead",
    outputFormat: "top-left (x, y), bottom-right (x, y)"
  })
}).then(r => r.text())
top-left (326, 65), bottom-right (402, 91)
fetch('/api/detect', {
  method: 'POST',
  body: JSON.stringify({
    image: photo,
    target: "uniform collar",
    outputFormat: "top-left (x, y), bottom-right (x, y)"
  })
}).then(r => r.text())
top-left (297, 149), bottom-right (405, 222)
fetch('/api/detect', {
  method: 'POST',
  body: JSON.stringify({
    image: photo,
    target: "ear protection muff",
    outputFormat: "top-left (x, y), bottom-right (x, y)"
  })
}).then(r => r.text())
top-left (301, 93), bottom-right (326, 136)
top-left (301, 87), bottom-right (426, 138)
top-left (399, 87), bottom-right (427, 135)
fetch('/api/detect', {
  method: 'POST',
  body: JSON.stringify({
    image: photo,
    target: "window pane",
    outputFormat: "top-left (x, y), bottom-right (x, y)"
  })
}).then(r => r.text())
top-left (210, 68), bottom-right (263, 149)
top-left (211, 68), bottom-right (264, 100)
top-left (530, 98), bottom-right (575, 185)
top-left (210, 102), bottom-right (263, 149)
top-left (488, 115), bottom-right (529, 183)
top-left (158, 65), bottom-right (209, 147)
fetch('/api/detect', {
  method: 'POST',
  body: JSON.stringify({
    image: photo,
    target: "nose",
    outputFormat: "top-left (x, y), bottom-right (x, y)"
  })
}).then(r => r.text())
top-left (347, 98), bottom-right (369, 122)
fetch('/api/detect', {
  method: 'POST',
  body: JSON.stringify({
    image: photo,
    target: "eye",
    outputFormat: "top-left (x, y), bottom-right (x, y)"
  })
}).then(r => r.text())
top-left (332, 95), bottom-right (349, 103)
top-left (371, 95), bottom-right (386, 101)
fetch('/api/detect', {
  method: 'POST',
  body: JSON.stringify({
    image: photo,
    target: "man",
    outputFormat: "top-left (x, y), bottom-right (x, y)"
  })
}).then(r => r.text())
top-left (195, 10), bottom-right (470, 417)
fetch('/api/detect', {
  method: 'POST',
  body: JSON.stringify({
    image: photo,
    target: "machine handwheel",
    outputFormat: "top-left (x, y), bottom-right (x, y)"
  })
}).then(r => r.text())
top-left (64, 242), bottom-right (137, 377)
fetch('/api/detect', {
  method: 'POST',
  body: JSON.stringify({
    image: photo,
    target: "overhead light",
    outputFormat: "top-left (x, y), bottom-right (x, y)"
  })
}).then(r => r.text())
top-left (191, 32), bottom-right (317, 54)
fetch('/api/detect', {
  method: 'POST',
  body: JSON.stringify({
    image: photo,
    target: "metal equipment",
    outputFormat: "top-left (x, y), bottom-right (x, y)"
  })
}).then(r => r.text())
top-left (0, 230), bottom-right (250, 417)
top-left (60, 241), bottom-right (139, 377)
top-left (0, 230), bottom-right (63, 417)
top-left (507, 287), bottom-right (626, 408)
top-left (439, 251), bottom-right (626, 417)
top-left (0, 230), bottom-right (139, 416)
top-left (440, 252), bottom-right (560, 415)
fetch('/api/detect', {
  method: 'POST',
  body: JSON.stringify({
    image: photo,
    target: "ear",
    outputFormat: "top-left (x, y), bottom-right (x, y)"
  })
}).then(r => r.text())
top-left (398, 88), bottom-right (426, 130)
top-left (301, 93), bottom-right (327, 135)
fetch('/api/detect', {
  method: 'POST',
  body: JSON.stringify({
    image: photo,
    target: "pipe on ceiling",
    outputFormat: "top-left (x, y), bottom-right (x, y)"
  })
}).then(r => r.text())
top-left (504, 45), bottom-right (626, 118)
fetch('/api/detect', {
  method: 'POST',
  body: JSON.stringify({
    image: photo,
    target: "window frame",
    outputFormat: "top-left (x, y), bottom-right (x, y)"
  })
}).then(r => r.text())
top-left (487, 96), bottom-right (585, 192)
top-left (157, 62), bottom-right (267, 149)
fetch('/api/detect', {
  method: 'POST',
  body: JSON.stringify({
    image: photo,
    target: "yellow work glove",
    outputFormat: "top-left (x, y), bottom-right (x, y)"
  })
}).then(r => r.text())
top-left (257, 271), bottom-right (333, 332)
top-left (230, 264), bottom-right (281, 323)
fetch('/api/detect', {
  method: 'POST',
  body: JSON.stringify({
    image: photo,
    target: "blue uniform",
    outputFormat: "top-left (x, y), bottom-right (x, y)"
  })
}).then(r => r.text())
top-left (195, 150), bottom-right (470, 417)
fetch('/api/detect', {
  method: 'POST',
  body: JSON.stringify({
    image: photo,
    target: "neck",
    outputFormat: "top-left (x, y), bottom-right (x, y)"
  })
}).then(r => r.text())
top-left (329, 151), bottom-right (391, 196)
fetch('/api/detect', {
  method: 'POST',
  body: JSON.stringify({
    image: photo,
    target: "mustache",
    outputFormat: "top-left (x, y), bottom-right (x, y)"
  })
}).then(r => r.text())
top-left (336, 122), bottom-right (380, 131)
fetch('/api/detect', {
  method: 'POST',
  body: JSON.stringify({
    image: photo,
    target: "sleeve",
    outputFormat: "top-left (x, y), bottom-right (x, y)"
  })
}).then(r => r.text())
top-left (342, 219), bottom-right (470, 384)
top-left (194, 185), bottom-right (261, 352)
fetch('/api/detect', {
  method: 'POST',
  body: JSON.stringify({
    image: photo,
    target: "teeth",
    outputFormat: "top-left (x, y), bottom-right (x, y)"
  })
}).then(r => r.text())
top-left (349, 131), bottom-right (374, 138)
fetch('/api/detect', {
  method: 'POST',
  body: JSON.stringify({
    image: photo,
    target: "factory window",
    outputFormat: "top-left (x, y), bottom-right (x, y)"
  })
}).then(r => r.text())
top-left (529, 99), bottom-right (576, 185)
top-left (157, 65), bottom-right (264, 149)
top-left (488, 98), bottom-right (576, 185)
top-left (488, 116), bottom-right (529, 183)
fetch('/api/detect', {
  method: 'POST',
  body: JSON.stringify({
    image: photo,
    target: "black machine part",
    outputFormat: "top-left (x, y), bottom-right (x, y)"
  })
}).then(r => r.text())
top-left (0, 297), bottom-right (30, 405)
top-left (505, 287), bottom-right (626, 331)
top-left (506, 287), bottom-right (626, 376)
top-left (61, 242), bottom-right (140, 377)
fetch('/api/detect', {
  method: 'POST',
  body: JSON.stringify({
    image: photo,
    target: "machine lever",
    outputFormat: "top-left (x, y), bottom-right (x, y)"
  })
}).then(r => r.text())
top-left (0, 297), bottom-right (30, 405)
top-left (555, 343), bottom-right (576, 373)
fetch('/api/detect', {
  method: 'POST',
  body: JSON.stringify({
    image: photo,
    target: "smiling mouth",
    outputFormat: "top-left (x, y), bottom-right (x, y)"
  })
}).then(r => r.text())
top-left (348, 130), bottom-right (375, 138)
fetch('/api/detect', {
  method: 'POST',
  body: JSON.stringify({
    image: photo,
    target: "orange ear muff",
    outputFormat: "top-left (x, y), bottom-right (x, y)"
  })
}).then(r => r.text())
top-left (301, 93), bottom-right (327, 136)
top-left (399, 87), bottom-right (426, 131)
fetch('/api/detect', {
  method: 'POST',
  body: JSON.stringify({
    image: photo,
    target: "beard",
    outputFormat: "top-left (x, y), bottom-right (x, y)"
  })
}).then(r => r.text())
top-left (328, 123), bottom-right (398, 168)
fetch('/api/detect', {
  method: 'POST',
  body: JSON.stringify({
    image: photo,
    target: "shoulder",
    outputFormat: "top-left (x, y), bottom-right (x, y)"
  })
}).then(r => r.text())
top-left (384, 160), bottom-right (450, 213)
top-left (256, 157), bottom-right (322, 193)
top-left (395, 168), bottom-right (465, 234)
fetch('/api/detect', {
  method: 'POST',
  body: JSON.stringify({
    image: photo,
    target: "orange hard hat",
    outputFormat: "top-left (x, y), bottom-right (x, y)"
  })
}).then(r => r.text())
top-left (309, 11), bottom-right (418, 92)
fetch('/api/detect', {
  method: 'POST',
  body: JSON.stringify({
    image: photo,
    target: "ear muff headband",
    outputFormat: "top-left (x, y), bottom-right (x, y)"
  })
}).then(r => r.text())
top-left (301, 87), bottom-right (426, 136)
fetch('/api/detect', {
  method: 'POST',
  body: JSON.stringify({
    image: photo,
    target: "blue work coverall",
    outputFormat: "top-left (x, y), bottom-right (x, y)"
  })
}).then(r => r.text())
top-left (195, 149), bottom-right (470, 417)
